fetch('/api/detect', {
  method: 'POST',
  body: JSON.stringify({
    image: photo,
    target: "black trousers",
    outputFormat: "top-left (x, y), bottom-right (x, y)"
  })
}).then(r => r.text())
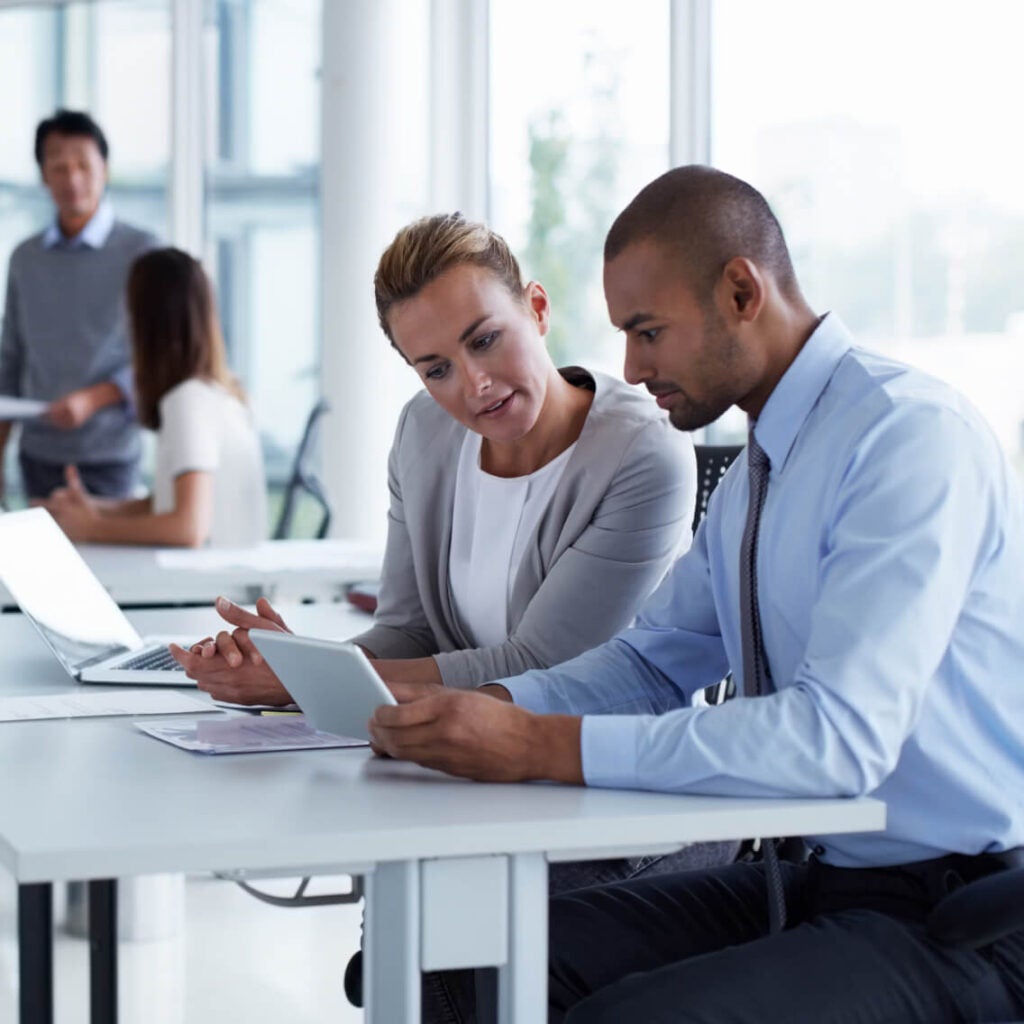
top-left (19, 452), bottom-right (137, 500)
top-left (549, 855), bottom-right (1024, 1023)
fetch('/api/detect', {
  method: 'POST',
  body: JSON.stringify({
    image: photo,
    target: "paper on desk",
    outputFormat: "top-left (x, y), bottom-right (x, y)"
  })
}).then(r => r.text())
top-left (0, 396), bottom-right (47, 421)
top-left (154, 539), bottom-right (382, 574)
top-left (214, 699), bottom-right (301, 712)
top-left (136, 715), bottom-right (366, 754)
top-left (0, 690), bottom-right (219, 722)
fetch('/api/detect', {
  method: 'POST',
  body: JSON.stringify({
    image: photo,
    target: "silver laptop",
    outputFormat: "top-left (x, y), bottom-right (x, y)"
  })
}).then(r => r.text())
top-left (0, 507), bottom-right (194, 685)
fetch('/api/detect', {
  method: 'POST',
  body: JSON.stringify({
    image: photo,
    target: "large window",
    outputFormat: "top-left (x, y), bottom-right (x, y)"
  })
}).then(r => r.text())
top-left (489, 0), bottom-right (671, 375)
top-left (0, 0), bottom-right (170, 294)
top-left (711, 0), bottom-right (1024, 471)
top-left (0, 0), bottom-right (171, 499)
top-left (0, 0), bottom-right (321, 507)
top-left (203, 0), bottom-right (322, 485)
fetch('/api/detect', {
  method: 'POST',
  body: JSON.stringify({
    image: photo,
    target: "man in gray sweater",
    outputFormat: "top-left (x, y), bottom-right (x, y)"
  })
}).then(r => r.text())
top-left (0, 109), bottom-right (159, 501)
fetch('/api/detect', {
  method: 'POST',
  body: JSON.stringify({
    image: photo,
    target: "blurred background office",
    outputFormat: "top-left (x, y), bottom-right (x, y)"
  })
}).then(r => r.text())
top-left (1, 0), bottom-right (1022, 539)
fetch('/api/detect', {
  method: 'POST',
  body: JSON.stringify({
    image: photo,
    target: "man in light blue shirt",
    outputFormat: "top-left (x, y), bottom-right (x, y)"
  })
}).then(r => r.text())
top-left (0, 109), bottom-right (158, 500)
top-left (370, 166), bottom-right (1024, 1022)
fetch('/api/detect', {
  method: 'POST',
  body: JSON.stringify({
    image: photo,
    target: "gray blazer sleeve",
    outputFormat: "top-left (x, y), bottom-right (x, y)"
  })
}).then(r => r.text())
top-left (433, 420), bottom-right (696, 688)
top-left (348, 401), bottom-right (441, 660)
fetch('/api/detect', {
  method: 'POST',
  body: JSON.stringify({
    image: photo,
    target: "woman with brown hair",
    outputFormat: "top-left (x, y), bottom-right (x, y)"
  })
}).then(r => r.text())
top-left (44, 247), bottom-right (265, 546)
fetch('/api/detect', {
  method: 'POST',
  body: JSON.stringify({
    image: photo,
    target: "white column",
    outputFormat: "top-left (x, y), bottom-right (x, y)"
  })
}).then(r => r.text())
top-left (669, 0), bottom-right (712, 168)
top-left (429, 0), bottom-right (490, 218)
top-left (320, 0), bottom-right (411, 542)
top-left (170, 0), bottom-right (204, 253)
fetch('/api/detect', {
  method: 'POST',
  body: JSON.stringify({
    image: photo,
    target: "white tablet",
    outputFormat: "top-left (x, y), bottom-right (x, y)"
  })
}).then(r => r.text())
top-left (248, 630), bottom-right (396, 742)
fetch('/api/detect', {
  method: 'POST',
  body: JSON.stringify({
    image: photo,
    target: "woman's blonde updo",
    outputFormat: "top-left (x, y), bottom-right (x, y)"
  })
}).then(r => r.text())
top-left (374, 213), bottom-right (525, 343)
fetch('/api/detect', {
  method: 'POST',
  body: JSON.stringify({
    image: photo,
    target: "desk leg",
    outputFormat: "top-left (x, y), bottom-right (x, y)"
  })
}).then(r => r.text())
top-left (88, 879), bottom-right (118, 1024)
top-left (364, 861), bottom-right (420, 1023)
top-left (497, 853), bottom-right (547, 1024)
top-left (18, 882), bottom-right (53, 1024)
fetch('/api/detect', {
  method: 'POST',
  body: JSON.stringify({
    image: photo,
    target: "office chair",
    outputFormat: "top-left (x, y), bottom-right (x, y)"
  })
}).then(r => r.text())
top-left (694, 444), bottom-right (744, 705)
top-left (692, 443), bottom-right (744, 534)
top-left (273, 399), bottom-right (332, 540)
top-left (928, 855), bottom-right (1024, 948)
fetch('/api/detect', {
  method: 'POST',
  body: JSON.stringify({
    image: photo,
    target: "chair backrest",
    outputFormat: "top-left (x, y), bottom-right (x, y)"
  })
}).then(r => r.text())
top-left (273, 399), bottom-right (332, 540)
top-left (691, 444), bottom-right (744, 706)
top-left (692, 444), bottom-right (744, 534)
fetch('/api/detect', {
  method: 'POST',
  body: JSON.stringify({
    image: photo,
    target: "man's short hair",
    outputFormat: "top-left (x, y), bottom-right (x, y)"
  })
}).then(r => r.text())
top-left (605, 165), bottom-right (799, 302)
top-left (34, 109), bottom-right (109, 167)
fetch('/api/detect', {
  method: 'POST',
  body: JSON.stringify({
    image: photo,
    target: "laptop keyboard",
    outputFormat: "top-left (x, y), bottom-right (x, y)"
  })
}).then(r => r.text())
top-left (114, 646), bottom-right (182, 672)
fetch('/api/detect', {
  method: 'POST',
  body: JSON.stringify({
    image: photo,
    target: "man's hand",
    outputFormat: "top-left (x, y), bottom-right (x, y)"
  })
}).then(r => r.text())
top-left (368, 688), bottom-right (584, 784)
top-left (47, 388), bottom-right (98, 429)
top-left (46, 381), bottom-right (122, 430)
top-left (168, 596), bottom-right (294, 705)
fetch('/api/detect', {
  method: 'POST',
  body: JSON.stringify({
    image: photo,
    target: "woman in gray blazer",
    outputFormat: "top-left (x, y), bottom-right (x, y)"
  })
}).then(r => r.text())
top-left (355, 363), bottom-right (693, 687)
top-left (180, 213), bottom-right (695, 698)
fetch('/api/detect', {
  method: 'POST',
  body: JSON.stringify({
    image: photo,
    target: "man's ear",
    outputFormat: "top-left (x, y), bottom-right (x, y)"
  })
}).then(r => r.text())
top-left (719, 257), bottom-right (764, 323)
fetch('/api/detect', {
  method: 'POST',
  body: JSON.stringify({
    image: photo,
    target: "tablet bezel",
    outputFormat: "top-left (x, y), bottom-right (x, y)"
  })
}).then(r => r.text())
top-left (248, 630), bottom-right (396, 742)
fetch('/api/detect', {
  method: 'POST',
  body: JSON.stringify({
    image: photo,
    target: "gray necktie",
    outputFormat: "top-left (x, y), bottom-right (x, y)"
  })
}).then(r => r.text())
top-left (739, 430), bottom-right (786, 932)
top-left (739, 432), bottom-right (772, 697)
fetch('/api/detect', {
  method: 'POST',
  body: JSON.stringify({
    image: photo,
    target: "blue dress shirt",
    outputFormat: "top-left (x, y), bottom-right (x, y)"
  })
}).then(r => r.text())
top-left (505, 314), bottom-right (1024, 868)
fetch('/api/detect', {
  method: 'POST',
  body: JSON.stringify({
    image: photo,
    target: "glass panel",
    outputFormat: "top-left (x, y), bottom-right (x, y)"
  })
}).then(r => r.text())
top-left (0, 0), bottom-right (171, 285)
top-left (204, 0), bottom-right (322, 489)
top-left (489, 0), bottom-right (671, 374)
top-left (711, 0), bottom-right (1024, 473)
top-left (0, 1), bottom-right (171, 503)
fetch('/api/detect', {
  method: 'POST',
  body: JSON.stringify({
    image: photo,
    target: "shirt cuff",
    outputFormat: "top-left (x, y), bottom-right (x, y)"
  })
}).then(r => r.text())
top-left (501, 671), bottom-right (557, 713)
top-left (111, 365), bottom-right (136, 413)
top-left (580, 715), bottom-right (643, 789)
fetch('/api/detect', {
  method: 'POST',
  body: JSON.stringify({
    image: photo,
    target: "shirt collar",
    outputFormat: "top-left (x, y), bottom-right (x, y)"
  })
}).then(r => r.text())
top-left (42, 200), bottom-right (114, 250)
top-left (750, 312), bottom-right (854, 472)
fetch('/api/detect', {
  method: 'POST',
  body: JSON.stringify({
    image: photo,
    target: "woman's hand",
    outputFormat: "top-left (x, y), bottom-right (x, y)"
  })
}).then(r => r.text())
top-left (43, 465), bottom-right (101, 540)
top-left (168, 595), bottom-right (294, 705)
top-left (371, 656), bottom-right (443, 690)
top-left (170, 640), bottom-right (293, 705)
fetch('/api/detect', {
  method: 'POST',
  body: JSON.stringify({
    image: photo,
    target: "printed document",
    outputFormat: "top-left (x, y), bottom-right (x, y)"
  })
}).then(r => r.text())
top-left (0, 690), bottom-right (217, 722)
top-left (0, 396), bottom-right (47, 421)
top-left (136, 714), bottom-right (366, 754)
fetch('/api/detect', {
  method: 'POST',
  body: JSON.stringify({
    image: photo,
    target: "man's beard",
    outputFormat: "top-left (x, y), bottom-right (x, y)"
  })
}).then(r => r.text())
top-left (666, 311), bottom-right (742, 432)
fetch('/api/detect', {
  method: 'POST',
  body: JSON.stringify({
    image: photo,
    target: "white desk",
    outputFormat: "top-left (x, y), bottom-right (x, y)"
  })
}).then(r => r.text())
top-left (0, 537), bottom-right (384, 609)
top-left (0, 608), bottom-right (886, 1024)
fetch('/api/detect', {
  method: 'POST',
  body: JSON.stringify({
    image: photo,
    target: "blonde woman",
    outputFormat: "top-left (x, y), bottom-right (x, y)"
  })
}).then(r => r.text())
top-left (176, 213), bottom-right (694, 693)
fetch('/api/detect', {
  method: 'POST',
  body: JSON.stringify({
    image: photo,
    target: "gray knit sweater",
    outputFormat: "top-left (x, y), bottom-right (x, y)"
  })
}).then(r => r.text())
top-left (0, 220), bottom-right (159, 465)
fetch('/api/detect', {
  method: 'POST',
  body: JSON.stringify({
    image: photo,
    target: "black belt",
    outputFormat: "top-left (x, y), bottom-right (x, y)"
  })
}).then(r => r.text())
top-left (803, 849), bottom-right (1024, 948)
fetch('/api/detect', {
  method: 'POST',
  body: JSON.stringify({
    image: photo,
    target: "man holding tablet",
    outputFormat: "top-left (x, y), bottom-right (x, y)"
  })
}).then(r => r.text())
top-left (367, 167), bottom-right (1024, 1022)
top-left (176, 167), bottom-right (1024, 1022)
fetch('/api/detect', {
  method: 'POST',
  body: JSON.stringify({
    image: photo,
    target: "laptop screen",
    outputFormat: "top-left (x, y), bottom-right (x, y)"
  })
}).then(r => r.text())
top-left (0, 508), bottom-right (142, 675)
